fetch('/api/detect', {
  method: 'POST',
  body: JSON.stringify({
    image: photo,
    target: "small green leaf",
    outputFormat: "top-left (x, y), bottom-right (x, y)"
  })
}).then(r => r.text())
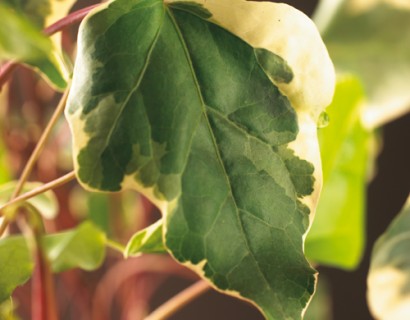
top-left (0, 181), bottom-right (59, 219)
top-left (43, 221), bottom-right (106, 272)
top-left (0, 236), bottom-right (33, 303)
top-left (368, 196), bottom-right (410, 320)
top-left (0, 3), bottom-right (67, 89)
top-left (0, 221), bottom-right (106, 302)
top-left (306, 76), bottom-right (374, 269)
top-left (124, 219), bottom-right (166, 257)
top-left (67, 0), bottom-right (334, 318)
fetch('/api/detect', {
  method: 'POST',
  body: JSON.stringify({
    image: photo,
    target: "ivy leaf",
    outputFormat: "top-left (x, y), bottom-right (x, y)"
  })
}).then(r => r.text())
top-left (0, 221), bottom-right (106, 302)
top-left (125, 219), bottom-right (166, 257)
top-left (316, 0), bottom-right (410, 128)
top-left (66, 0), bottom-right (334, 318)
top-left (368, 196), bottom-right (410, 320)
top-left (0, 3), bottom-right (67, 90)
top-left (0, 181), bottom-right (59, 219)
top-left (0, 237), bottom-right (33, 303)
top-left (305, 76), bottom-right (374, 269)
top-left (42, 221), bottom-right (106, 272)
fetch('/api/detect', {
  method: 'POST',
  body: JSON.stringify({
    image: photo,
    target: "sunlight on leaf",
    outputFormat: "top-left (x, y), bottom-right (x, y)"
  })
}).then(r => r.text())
top-left (66, 0), bottom-right (335, 318)
top-left (368, 196), bottom-right (410, 320)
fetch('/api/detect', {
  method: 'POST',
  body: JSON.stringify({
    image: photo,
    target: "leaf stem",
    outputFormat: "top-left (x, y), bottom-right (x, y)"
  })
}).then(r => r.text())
top-left (0, 171), bottom-right (76, 214)
top-left (32, 233), bottom-right (58, 320)
top-left (0, 90), bottom-right (69, 235)
top-left (12, 89), bottom-right (69, 199)
top-left (105, 238), bottom-right (126, 254)
top-left (43, 4), bottom-right (101, 36)
top-left (144, 280), bottom-right (211, 320)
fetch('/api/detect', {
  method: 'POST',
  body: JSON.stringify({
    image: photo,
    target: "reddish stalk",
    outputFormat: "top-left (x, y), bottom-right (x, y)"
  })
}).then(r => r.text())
top-left (32, 237), bottom-right (58, 320)
top-left (43, 4), bottom-right (101, 36)
top-left (92, 255), bottom-right (198, 320)
top-left (0, 3), bottom-right (101, 90)
top-left (145, 280), bottom-right (211, 320)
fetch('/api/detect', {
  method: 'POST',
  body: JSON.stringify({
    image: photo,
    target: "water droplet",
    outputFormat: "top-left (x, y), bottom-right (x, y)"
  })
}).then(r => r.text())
top-left (317, 111), bottom-right (330, 129)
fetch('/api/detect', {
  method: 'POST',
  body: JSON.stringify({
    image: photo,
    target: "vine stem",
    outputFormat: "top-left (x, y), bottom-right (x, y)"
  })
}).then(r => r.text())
top-left (92, 256), bottom-right (198, 320)
top-left (144, 280), bottom-right (211, 320)
top-left (0, 89), bottom-right (70, 235)
top-left (0, 3), bottom-right (100, 90)
top-left (0, 171), bottom-right (76, 214)
top-left (43, 4), bottom-right (100, 36)
top-left (12, 89), bottom-right (69, 198)
top-left (32, 232), bottom-right (58, 320)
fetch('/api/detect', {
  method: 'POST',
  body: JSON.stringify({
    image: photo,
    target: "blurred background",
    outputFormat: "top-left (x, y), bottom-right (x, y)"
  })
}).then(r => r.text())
top-left (1, 0), bottom-right (410, 319)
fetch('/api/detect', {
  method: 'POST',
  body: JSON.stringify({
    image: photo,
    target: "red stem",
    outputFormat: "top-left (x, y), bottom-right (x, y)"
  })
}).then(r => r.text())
top-left (32, 238), bottom-right (58, 320)
top-left (43, 4), bottom-right (101, 36)
top-left (92, 255), bottom-right (198, 320)
top-left (0, 3), bottom-right (101, 90)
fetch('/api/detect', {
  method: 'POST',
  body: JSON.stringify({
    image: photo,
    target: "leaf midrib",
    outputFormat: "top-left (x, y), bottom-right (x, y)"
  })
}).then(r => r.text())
top-left (166, 6), bottom-right (276, 299)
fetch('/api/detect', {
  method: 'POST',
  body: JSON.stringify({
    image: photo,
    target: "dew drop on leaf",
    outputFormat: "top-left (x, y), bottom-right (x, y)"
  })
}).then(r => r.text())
top-left (317, 111), bottom-right (330, 128)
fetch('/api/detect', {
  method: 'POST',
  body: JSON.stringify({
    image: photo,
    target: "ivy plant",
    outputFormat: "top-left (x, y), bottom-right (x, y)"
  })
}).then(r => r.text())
top-left (0, 0), bottom-right (408, 319)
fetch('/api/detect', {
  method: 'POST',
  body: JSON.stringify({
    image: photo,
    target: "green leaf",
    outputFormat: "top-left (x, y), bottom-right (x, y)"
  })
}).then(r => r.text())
top-left (0, 298), bottom-right (18, 320)
top-left (4, 0), bottom-right (51, 27)
top-left (0, 221), bottom-right (106, 302)
top-left (0, 236), bottom-right (33, 303)
top-left (0, 3), bottom-right (67, 90)
top-left (66, 0), bottom-right (334, 318)
top-left (306, 76), bottom-right (374, 269)
top-left (124, 219), bottom-right (166, 257)
top-left (43, 221), bottom-right (106, 272)
top-left (368, 196), bottom-right (410, 320)
top-left (0, 181), bottom-right (59, 219)
top-left (318, 0), bottom-right (410, 128)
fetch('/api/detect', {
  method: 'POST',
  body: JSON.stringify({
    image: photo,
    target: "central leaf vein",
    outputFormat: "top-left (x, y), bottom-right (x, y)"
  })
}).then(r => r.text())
top-left (167, 6), bottom-right (275, 293)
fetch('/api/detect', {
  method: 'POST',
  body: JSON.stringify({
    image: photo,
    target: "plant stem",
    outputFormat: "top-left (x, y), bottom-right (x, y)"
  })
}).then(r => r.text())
top-left (106, 238), bottom-right (126, 254)
top-left (12, 89), bottom-right (69, 198)
top-left (44, 4), bottom-right (101, 36)
top-left (144, 280), bottom-right (211, 320)
top-left (0, 171), bottom-right (76, 213)
top-left (32, 233), bottom-right (58, 320)
top-left (0, 90), bottom-right (69, 235)
top-left (92, 255), bottom-right (198, 320)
